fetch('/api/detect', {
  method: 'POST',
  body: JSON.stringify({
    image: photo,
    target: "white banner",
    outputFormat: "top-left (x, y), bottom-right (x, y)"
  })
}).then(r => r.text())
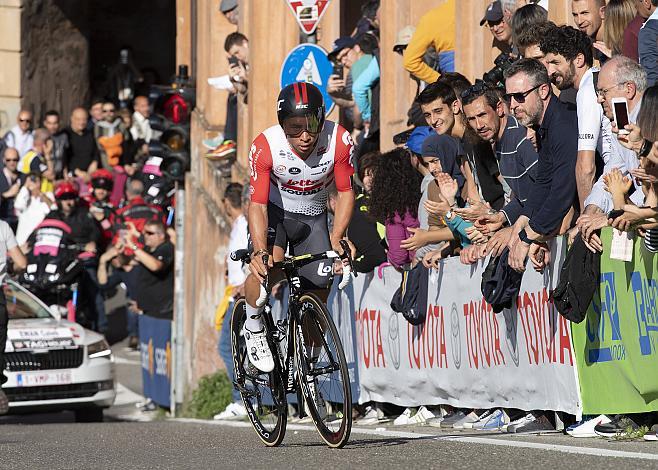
top-left (330, 239), bottom-right (581, 415)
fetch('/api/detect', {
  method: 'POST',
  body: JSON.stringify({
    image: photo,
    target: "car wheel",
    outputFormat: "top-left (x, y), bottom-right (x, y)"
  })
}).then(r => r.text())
top-left (74, 407), bottom-right (104, 423)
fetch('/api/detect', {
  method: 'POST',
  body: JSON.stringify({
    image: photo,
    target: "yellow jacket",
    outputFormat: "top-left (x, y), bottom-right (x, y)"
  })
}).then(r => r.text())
top-left (403, 0), bottom-right (456, 84)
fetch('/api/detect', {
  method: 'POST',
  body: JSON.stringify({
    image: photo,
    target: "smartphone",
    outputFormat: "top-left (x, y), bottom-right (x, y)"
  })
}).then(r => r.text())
top-left (611, 97), bottom-right (630, 135)
top-left (228, 56), bottom-right (240, 67)
top-left (332, 63), bottom-right (344, 78)
top-left (608, 209), bottom-right (625, 220)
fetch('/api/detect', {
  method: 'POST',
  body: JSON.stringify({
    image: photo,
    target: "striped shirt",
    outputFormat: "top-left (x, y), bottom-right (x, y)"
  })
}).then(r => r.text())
top-left (495, 115), bottom-right (539, 224)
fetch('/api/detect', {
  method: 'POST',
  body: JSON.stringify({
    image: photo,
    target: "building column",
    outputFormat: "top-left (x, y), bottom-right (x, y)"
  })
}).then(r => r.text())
top-left (0, 0), bottom-right (22, 135)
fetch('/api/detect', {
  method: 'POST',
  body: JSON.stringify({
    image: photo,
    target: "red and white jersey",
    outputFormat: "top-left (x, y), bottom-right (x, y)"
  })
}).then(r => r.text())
top-left (249, 120), bottom-right (354, 216)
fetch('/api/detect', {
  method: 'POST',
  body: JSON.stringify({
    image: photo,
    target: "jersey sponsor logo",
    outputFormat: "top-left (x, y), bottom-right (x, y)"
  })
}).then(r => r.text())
top-left (248, 144), bottom-right (261, 181)
top-left (285, 178), bottom-right (320, 188)
top-left (316, 262), bottom-right (332, 276)
top-left (280, 186), bottom-right (323, 196)
top-left (311, 167), bottom-right (328, 176)
top-left (311, 160), bottom-right (331, 168)
top-left (288, 167), bottom-right (301, 175)
top-left (274, 165), bottom-right (287, 176)
top-left (579, 133), bottom-right (595, 139)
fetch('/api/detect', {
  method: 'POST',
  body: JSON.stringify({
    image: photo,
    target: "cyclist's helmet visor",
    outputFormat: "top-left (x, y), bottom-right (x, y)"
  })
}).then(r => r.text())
top-left (282, 114), bottom-right (322, 137)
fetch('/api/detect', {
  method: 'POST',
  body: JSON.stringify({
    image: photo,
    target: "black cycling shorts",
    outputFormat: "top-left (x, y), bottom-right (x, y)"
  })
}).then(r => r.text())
top-left (267, 204), bottom-right (333, 290)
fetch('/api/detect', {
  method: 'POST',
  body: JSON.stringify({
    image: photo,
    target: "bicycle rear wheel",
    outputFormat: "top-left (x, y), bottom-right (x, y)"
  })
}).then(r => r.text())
top-left (230, 298), bottom-right (287, 446)
top-left (294, 293), bottom-right (352, 448)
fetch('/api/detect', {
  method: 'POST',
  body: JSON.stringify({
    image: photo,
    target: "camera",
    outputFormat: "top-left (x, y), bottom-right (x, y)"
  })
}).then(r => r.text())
top-left (228, 56), bottom-right (240, 67)
top-left (482, 52), bottom-right (517, 88)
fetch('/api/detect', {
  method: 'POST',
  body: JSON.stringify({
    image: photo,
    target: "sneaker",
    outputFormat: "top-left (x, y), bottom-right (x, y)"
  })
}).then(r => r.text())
top-left (479, 409), bottom-right (509, 431)
top-left (644, 431), bottom-right (658, 441)
top-left (0, 389), bottom-right (8, 415)
top-left (440, 411), bottom-right (468, 427)
top-left (243, 327), bottom-right (274, 373)
top-left (394, 407), bottom-right (414, 426)
top-left (213, 402), bottom-right (247, 420)
top-left (567, 415), bottom-right (611, 438)
top-left (202, 134), bottom-right (224, 149)
top-left (356, 405), bottom-right (382, 425)
top-left (505, 413), bottom-right (536, 433)
top-left (452, 411), bottom-right (481, 429)
top-left (594, 415), bottom-right (639, 438)
top-left (408, 405), bottom-right (435, 425)
top-left (514, 413), bottom-right (554, 433)
top-left (307, 377), bottom-right (327, 420)
top-left (136, 399), bottom-right (157, 412)
top-left (206, 140), bottom-right (237, 160)
top-left (464, 410), bottom-right (493, 429)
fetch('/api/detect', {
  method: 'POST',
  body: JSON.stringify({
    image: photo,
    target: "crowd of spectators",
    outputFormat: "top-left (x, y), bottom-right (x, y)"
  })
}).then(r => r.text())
top-left (0, 86), bottom-right (176, 350)
top-left (213, 0), bottom-right (658, 436)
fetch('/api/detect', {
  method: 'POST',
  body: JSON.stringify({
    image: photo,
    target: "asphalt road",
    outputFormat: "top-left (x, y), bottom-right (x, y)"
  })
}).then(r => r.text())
top-left (2, 339), bottom-right (658, 469)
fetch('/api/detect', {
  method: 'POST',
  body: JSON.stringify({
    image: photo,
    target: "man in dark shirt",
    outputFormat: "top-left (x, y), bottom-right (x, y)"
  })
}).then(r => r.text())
top-left (64, 107), bottom-right (99, 180)
top-left (461, 84), bottom-right (539, 256)
top-left (131, 220), bottom-right (174, 320)
top-left (502, 59), bottom-right (578, 271)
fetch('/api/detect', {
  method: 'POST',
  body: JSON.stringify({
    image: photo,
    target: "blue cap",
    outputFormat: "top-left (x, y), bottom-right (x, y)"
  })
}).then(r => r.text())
top-left (327, 36), bottom-right (357, 61)
top-left (406, 126), bottom-right (433, 155)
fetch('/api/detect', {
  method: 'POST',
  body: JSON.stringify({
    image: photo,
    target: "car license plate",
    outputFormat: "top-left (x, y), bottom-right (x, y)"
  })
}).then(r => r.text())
top-left (16, 371), bottom-right (73, 387)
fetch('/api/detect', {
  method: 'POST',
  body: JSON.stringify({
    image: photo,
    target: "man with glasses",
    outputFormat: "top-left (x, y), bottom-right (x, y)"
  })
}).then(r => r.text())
top-left (129, 220), bottom-right (174, 321)
top-left (481, 1), bottom-right (515, 55)
top-left (94, 101), bottom-right (124, 169)
top-left (43, 110), bottom-right (69, 179)
top-left (0, 148), bottom-right (21, 231)
top-left (502, 59), bottom-right (578, 272)
top-left (243, 82), bottom-right (354, 372)
top-left (462, 84), bottom-right (539, 257)
top-left (541, 25), bottom-right (616, 215)
top-left (4, 109), bottom-right (34, 163)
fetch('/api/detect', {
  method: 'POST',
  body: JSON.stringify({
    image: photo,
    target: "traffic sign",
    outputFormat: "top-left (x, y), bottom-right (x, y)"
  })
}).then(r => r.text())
top-left (280, 43), bottom-right (335, 115)
top-left (285, 0), bottom-right (331, 35)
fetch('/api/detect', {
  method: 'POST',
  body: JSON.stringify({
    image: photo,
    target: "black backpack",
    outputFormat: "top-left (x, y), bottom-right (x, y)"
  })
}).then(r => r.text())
top-left (390, 263), bottom-right (428, 325)
top-left (552, 234), bottom-right (600, 323)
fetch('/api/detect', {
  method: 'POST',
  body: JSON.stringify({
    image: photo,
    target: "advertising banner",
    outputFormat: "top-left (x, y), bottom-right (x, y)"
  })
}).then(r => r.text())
top-left (139, 315), bottom-right (172, 408)
top-left (347, 239), bottom-right (580, 415)
top-left (571, 228), bottom-right (658, 414)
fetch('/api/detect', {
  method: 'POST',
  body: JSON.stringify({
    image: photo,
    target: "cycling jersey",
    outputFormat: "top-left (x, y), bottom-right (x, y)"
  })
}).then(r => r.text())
top-left (249, 121), bottom-right (354, 216)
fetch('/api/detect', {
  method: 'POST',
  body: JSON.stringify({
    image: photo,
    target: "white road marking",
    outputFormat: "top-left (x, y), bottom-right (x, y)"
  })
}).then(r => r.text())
top-left (173, 418), bottom-right (658, 461)
top-left (114, 356), bottom-right (141, 366)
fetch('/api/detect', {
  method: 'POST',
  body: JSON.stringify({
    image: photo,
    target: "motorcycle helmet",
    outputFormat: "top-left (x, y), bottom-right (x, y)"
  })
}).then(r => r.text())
top-left (277, 82), bottom-right (325, 136)
top-left (91, 169), bottom-right (114, 191)
top-left (54, 181), bottom-right (79, 200)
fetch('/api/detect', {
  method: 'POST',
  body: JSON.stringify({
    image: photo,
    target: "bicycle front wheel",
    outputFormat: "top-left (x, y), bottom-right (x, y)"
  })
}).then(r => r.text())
top-left (294, 293), bottom-right (352, 448)
top-left (231, 298), bottom-right (287, 446)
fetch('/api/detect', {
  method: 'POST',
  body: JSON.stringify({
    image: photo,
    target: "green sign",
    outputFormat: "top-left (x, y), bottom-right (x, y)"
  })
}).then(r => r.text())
top-left (571, 228), bottom-right (658, 414)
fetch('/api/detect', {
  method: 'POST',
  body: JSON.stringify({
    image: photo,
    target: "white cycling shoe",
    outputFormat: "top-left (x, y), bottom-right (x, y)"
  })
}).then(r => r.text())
top-left (243, 327), bottom-right (275, 373)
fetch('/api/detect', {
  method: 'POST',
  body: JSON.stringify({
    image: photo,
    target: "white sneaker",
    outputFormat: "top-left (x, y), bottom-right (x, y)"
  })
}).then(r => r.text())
top-left (356, 405), bottom-right (381, 425)
top-left (567, 415), bottom-right (611, 438)
top-left (243, 327), bottom-right (275, 373)
top-left (394, 408), bottom-right (414, 426)
top-left (505, 413), bottom-right (536, 433)
top-left (409, 406), bottom-right (435, 424)
top-left (213, 402), bottom-right (247, 420)
top-left (464, 410), bottom-right (492, 429)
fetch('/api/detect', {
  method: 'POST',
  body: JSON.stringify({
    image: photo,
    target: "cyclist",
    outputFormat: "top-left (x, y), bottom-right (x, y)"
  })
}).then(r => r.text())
top-left (244, 82), bottom-right (355, 373)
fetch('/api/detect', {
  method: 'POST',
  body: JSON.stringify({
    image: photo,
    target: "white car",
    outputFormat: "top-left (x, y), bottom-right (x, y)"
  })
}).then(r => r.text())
top-left (2, 280), bottom-right (116, 421)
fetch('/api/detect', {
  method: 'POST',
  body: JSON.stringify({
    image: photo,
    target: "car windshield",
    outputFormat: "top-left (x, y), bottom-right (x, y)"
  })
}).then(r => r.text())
top-left (4, 281), bottom-right (53, 320)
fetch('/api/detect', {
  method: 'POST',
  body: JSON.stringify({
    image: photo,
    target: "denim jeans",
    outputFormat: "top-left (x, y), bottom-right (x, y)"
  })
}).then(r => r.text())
top-left (218, 301), bottom-right (240, 403)
top-left (126, 307), bottom-right (139, 337)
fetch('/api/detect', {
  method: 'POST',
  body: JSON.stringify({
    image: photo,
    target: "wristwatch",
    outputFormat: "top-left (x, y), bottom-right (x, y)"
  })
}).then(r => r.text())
top-left (639, 139), bottom-right (653, 158)
top-left (518, 228), bottom-right (539, 245)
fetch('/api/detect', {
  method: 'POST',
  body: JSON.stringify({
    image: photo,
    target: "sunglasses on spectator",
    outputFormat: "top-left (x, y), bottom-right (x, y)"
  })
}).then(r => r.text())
top-left (460, 82), bottom-right (490, 100)
top-left (19, 118), bottom-right (31, 123)
top-left (503, 84), bottom-right (543, 103)
top-left (144, 230), bottom-right (159, 236)
top-left (487, 19), bottom-right (504, 28)
top-left (4, 158), bottom-right (18, 163)
top-left (102, 108), bottom-right (115, 112)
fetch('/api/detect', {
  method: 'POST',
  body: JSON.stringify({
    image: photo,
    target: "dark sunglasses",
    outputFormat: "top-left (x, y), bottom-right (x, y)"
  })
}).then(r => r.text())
top-left (503, 83), bottom-right (543, 103)
top-left (19, 118), bottom-right (31, 123)
top-left (4, 158), bottom-right (18, 163)
top-left (102, 108), bottom-right (115, 112)
top-left (144, 231), bottom-right (158, 236)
